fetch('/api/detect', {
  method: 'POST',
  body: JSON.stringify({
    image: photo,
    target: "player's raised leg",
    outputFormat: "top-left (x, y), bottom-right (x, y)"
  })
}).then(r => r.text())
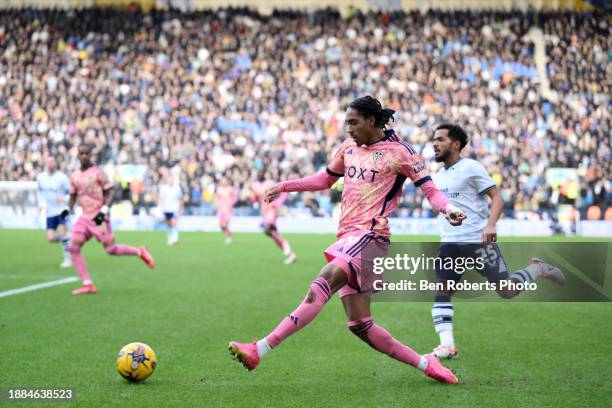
top-left (228, 261), bottom-right (345, 370)
top-left (497, 257), bottom-right (565, 299)
top-left (469, 243), bottom-right (565, 300)
top-left (96, 220), bottom-right (155, 268)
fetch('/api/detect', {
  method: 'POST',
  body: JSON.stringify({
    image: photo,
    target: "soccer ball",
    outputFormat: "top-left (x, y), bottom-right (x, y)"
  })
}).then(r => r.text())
top-left (116, 342), bottom-right (157, 382)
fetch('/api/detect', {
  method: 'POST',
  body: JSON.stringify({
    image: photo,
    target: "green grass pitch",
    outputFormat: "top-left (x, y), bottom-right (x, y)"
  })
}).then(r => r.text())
top-left (0, 229), bottom-right (610, 407)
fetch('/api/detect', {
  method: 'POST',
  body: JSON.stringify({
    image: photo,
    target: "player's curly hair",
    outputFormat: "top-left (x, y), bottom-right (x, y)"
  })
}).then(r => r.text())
top-left (348, 96), bottom-right (395, 129)
top-left (435, 123), bottom-right (468, 150)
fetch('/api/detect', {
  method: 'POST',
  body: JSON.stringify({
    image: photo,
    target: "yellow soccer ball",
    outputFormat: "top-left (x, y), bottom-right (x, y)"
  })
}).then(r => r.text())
top-left (116, 342), bottom-right (157, 382)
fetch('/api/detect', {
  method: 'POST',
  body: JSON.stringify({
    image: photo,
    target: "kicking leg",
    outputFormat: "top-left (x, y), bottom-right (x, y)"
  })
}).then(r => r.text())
top-left (229, 259), bottom-right (347, 370)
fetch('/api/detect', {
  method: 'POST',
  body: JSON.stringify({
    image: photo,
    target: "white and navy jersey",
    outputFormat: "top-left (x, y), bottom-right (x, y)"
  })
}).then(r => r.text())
top-left (433, 158), bottom-right (496, 243)
top-left (159, 183), bottom-right (183, 213)
top-left (36, 170), bottom-right (70, 217)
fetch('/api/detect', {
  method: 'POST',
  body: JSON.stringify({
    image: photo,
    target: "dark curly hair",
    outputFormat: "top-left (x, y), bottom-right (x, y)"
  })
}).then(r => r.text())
top-left (348, 96), bottom-right (395, 129)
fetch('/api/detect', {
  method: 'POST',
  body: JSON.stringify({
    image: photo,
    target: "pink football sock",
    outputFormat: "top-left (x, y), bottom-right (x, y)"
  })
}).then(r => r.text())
top-left (69, 243), bottom-right (92, 285)
top-left (105, 244), bottom-right (139, 256)
top-left (348, 317), bottom-right (421, 368)
top-left (265, 277), bottom-right (332, 348)
top-left (269, 230), bottom-right (285, 249)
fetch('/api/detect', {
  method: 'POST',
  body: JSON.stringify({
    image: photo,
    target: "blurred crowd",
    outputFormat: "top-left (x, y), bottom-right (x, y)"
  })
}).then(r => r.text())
top-left (0, 8), bottom-right (609, 219)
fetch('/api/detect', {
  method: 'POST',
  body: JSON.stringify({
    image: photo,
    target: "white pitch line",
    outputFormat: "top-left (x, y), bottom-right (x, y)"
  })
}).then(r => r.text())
top-left (0, 275), bottom-right (69, 280)
top-left (0, 277), bottom-right (79, 299)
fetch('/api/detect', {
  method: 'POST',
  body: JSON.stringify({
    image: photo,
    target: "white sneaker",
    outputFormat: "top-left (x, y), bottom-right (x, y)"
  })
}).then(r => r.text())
top-left (60, 258), bottom-right (73, 268)
top-left (530, 258), bottom-right (566, 285)
top-left (224, 237), bottom-right (233, 245)
top-left (432, 344), bottom-right (459, 360)
top-left (283, 252), bottom-right (297, 265)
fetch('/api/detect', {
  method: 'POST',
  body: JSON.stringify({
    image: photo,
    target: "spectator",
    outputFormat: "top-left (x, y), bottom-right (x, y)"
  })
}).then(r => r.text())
top-left (0, 8), bottom-right (608, 219)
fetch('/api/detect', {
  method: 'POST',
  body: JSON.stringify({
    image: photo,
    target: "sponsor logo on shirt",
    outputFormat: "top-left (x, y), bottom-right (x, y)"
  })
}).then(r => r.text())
top-left (345, 166), bottom-right (379, 182)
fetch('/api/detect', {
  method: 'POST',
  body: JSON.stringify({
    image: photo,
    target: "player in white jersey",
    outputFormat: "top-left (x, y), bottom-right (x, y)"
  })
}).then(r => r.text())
top-left (430, 124), bottom-right (566, 359)
top-left (158, 175), bottom-right (183, 245)
top-left (36, 157), bottom-right (72, 268)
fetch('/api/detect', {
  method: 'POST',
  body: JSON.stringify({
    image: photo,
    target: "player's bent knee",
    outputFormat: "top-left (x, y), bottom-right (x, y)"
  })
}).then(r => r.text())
top-left (318, 262), bottom-right (348, 293)
top-left (68, 242), bottom-right (82, 254)
top-left (101, 235), bottom-right (115, 247)
top-left (348, 317), bottom-right (374, 343)
top-left (105, 245), bottom-right (118, 255)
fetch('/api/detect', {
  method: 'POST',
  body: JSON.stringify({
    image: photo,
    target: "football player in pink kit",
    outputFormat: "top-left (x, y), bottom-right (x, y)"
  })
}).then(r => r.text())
top-left (67, 144), bottom-right (155, 295)
top-left (251, 171), bottom-right (297, 264)
top-left (229, 96), bottom-right (466, 384)
top-left (215, 177), bottom-right (238, 244)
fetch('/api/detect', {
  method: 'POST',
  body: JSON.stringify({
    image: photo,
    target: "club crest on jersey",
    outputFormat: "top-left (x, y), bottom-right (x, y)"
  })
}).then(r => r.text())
top-left (373, 151), bottom-right (383, 162)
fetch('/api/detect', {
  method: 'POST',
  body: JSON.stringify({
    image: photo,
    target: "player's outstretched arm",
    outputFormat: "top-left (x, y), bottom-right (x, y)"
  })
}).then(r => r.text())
top-left (418, 179), bottom-right (466, 226)
top-left (264, 172), bottom-right (339, 204)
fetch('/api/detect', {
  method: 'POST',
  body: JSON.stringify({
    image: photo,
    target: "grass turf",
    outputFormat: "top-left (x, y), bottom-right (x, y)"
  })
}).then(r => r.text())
top-left (0, 230), bottom-right (610, 407)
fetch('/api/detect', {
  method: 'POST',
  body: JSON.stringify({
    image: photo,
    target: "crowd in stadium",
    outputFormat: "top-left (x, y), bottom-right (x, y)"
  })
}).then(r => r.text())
top-left (0, 8), bottom-right (609, 219)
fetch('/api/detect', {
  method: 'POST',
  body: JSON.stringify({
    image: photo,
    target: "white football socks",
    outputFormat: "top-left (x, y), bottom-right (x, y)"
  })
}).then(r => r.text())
top-left (439, 329), bottom-right (455, 349)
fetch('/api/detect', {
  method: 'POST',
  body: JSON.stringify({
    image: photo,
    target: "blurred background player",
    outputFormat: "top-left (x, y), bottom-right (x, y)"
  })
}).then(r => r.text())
top-left (229, 96), bottom-right (466, 384)
top-left (67, 144), bottom-right (155, 295)
top-left (158, 174), bottom-right (183, 246)
top-left (251, 170), bottom-right (296, 264)
top-left (214, 177), bottom-right (238, 244)
top-left (36, 156), bottom-right (71, 268)
top-left (430, 124), bottom-right (566, 359)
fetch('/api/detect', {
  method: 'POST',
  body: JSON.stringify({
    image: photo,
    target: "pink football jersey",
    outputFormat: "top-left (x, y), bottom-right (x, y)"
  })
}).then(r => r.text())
top-left (215, 185), bottom-right (237, 212)
top-left (70, 166), bottom-right (113, 218)
top-left (327, 129), bottom-right (430, 238)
